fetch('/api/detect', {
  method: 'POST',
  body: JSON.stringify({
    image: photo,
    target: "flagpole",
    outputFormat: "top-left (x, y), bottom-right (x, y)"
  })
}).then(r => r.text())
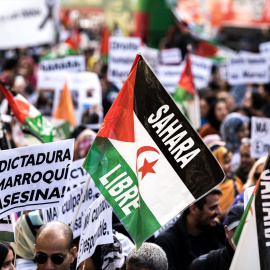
top-left (70, 175), bottom-right (91, 230)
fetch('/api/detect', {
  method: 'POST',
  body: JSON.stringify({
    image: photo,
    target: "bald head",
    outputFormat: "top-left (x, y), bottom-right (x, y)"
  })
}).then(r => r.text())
top-left (36, 221), bottom-right (73, 250)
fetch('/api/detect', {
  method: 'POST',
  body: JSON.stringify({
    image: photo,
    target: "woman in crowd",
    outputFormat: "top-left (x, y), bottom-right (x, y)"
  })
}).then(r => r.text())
top-left (219, 112), bottom-right (250, 170)
top-left (0, 241), bottom-right (16, 270)
top-left (199, 99), bottom-right (229, 138)
top-left (210, 141), bottom-right (243, 222)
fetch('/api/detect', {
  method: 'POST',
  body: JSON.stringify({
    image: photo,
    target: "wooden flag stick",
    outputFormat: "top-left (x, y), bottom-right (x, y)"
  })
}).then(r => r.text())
top-left (14, 211), bottom-right (24, 265)
top-left (70, 175), bottom-right (91, 230)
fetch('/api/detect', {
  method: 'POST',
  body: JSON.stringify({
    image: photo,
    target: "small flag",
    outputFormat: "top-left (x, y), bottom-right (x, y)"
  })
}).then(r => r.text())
top-left (0, 82), bottom-right (55, 143)
top-left (173, 54), bottom-right (200, 129)
top-left (230, 152), bottom-right (270, 270)
top-left (83, 54), bottom-right (225, 248)
top-left (53, 81), bottom-right (76, 126)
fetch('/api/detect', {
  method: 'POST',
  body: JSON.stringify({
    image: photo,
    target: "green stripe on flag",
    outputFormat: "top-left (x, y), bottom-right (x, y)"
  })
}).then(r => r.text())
top-left (233, 193), bottom-right (254, 247)
top-left (83, 137), bottom-right (161, 247)
top-left (173, 86), bottom-right (193, 103)
top-left (0, 231), bottom-right (14, 242)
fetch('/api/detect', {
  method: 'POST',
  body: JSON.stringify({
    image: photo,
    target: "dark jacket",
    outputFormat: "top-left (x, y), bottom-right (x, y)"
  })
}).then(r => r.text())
top-left (155, 212), bottom-right (225, 270)
top-left (189, 239), bottom-right (235, 270)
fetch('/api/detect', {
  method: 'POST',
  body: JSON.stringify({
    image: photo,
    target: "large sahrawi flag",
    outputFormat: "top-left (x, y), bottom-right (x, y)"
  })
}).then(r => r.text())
top-left (83, 54), bottom-right (225, 247)
top-left (230, 152), bottom-right (270, 270)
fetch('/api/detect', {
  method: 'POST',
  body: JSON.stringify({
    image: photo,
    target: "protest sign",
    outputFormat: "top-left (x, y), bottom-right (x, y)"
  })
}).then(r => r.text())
top-left (0, 214), bottom-right (15, 242)
top-left (68, 159), bottom-right (90, 191)
top-left (37, 70), bottom-right (103, 130)
top-left (77, 195), bottom-right (113, 267)
top-left (40, 56), bottom-right (86, 72)
top-left (140, 46), bottom-right (159, 73)
top-left (43, 181), bottom-right (100, 238)
top-left (0, 139), bottom-right (74, 219)
top-left (83, 54), bottom-right (225, 248)
top-left (160, 48), bottom-right (182, 65)
top-left (251, 116), bottom-right (270, 158)
top-left (157, 64), bottom-right (184, 94)
top-left (227, 53), bottom-right (269, 85)
top-left (259, 41), bottom-right (270, 54)
top-left (0, 0), bottom-right (60, 49)
top-left (190, 54), bottom-right (213, 90)
top-left (108, 36), bottom-right (141, 83)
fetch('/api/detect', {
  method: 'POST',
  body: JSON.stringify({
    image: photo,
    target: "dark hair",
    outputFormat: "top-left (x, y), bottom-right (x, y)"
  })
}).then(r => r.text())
top-left (207, 99), bottom-right (226, 130)
top-left (0, 241), bottom-right (14, 268)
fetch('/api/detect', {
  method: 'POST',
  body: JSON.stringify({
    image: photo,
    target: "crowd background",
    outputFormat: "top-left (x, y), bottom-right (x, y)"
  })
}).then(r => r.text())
top-left (0, 1), bottom-right (270, 270)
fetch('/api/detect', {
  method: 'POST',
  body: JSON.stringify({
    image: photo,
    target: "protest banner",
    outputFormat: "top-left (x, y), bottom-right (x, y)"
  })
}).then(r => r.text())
top-left (83, 54), bottom-right (225, 248)
top-left (67, 159), bottom-right (90, 191)
top-left (37, 70), bottom-right (103, 130)
top-left (43, 181), bottom-right (100, 239)
top-left (160, 48), bottom-right (182, 65)
top-left (157, 64), bottom-right (184, 94)
top-left (227, 53), bottom-right (270, 85)
top-left (190, 54), bottom-right (213, 90)
top-left (140, 45), bottom-right (159, 73)
top-left (251, 116), bottom-right (270, 158)
top-left (108, 36), bottom-right (141, 83)
top-left (0, 0), bottom-right (60, 49)
top-left (0, 139), bottom-right (74, 219)
top-left (230, 151), bottom-right (270, 270)
top-left (76, 195), bottom-right (113, 267)
top-left (0, 214), bottom-right (15, 242)
top-left (40, 55), bottom-right (86, 72)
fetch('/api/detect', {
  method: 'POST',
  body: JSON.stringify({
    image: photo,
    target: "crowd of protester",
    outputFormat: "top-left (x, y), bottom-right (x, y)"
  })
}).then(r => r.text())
top-left (0, 9), bottom-right (270, 270)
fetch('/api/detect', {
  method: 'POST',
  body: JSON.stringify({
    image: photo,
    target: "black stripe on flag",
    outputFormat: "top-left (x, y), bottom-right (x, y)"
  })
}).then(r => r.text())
top-left (133, 56), bottom-right (225, 199)
top-left (255, 153), bottom-right (270, 269)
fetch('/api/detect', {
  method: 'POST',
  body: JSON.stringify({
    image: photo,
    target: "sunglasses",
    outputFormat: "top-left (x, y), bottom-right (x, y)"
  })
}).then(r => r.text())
top-left (34, 250), bottom-right (70, 265)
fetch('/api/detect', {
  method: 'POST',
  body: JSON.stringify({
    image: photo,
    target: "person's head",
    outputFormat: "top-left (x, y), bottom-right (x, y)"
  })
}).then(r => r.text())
top-left (239, 139), bottom-right (256, 174)
top-left (224, 203), bottom-right (244, 251)
top-left (126, 242), bottom-right (168, 270)
top-left (210, 141), bottom-right (232, 177)
top-left (187, 188), bottom-right (222, 229)
top-left (73, 129), bottom-right (96, 160)
top-left (34, 221), bottom-right (76, 270)
top-left (219, 112), bottom-right (250, 153)
top-left (0, 241), bottom-right (15, 270)
top-left (244, 156), bottom-right (267, 189)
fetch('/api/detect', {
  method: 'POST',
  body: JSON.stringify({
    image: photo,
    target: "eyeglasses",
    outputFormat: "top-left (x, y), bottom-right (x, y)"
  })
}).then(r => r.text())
top-left (34, 250), bottom-right (70, 265)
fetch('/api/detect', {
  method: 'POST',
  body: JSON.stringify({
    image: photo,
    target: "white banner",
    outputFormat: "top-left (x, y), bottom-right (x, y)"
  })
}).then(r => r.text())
top-left (227, 53), bottom-right (270, 85)
top-left (251, 116), bottom-right (270, 158)
top-left (43, 182), bottom-right (100, 239)
top-left (157, 64), bottom-right (184, 94)
top-left (0, 0), bottom-right (60, 49)
top-left (37, 71), bottom-right (103, 130)
top-left (160, 48), bottom-right (182, 65)
top-left (108, 36), bottom-right (141, 83)
top-left (40, 56), bottom-right (86, 72)
top-left (190, 54), bottom-right (213, 90)
top-left (77, 195), bottom-right (113, 267)
top-left (68, 158), bottom-right (89, 191)
top-left (0, 139), bottom-right (74, 219)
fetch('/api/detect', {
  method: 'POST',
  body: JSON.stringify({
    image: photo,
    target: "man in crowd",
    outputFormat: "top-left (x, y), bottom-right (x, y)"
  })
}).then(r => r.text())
top-left (190, 203), bottom-right (244, 270)
top-left (34, 221), bottom-right (77, 270)
top-left (155, 188), bottom-right (225, 270)
top-left (126, 242), bottom-right (168, 270)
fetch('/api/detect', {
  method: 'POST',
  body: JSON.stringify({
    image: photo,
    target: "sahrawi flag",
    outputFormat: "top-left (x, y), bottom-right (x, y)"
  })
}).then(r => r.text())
top-left (83, 54), bottom-right (225, 248)
top-left (0, 83), bottom-right (55, 143)
top-left (230, 152), bottom-right (270, 270)
top-left (173, 54), bottom-right (200, 129)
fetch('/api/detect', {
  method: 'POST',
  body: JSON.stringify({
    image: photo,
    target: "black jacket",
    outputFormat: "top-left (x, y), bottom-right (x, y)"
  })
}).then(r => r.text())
top-left (155, 212), bottom-right (225, 270)
top-left (189, 239), bottom-right (235, 270)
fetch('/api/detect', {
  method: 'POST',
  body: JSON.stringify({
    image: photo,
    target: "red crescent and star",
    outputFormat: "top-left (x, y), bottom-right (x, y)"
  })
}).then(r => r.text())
top-left (137, 146), bottom-right (160, 180)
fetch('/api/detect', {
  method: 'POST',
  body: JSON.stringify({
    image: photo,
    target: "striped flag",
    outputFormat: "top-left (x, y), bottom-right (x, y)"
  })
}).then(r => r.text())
top-left (230, 153), bottom-right (270, 270)
top-left (0, 83), bottom-right (55, 143)
top-left (0, 215), bottom-right (15, 242)
top-left (173, 54), bottom-right (200, 129)
top-left (83, 54), bottom-right (225, 248)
